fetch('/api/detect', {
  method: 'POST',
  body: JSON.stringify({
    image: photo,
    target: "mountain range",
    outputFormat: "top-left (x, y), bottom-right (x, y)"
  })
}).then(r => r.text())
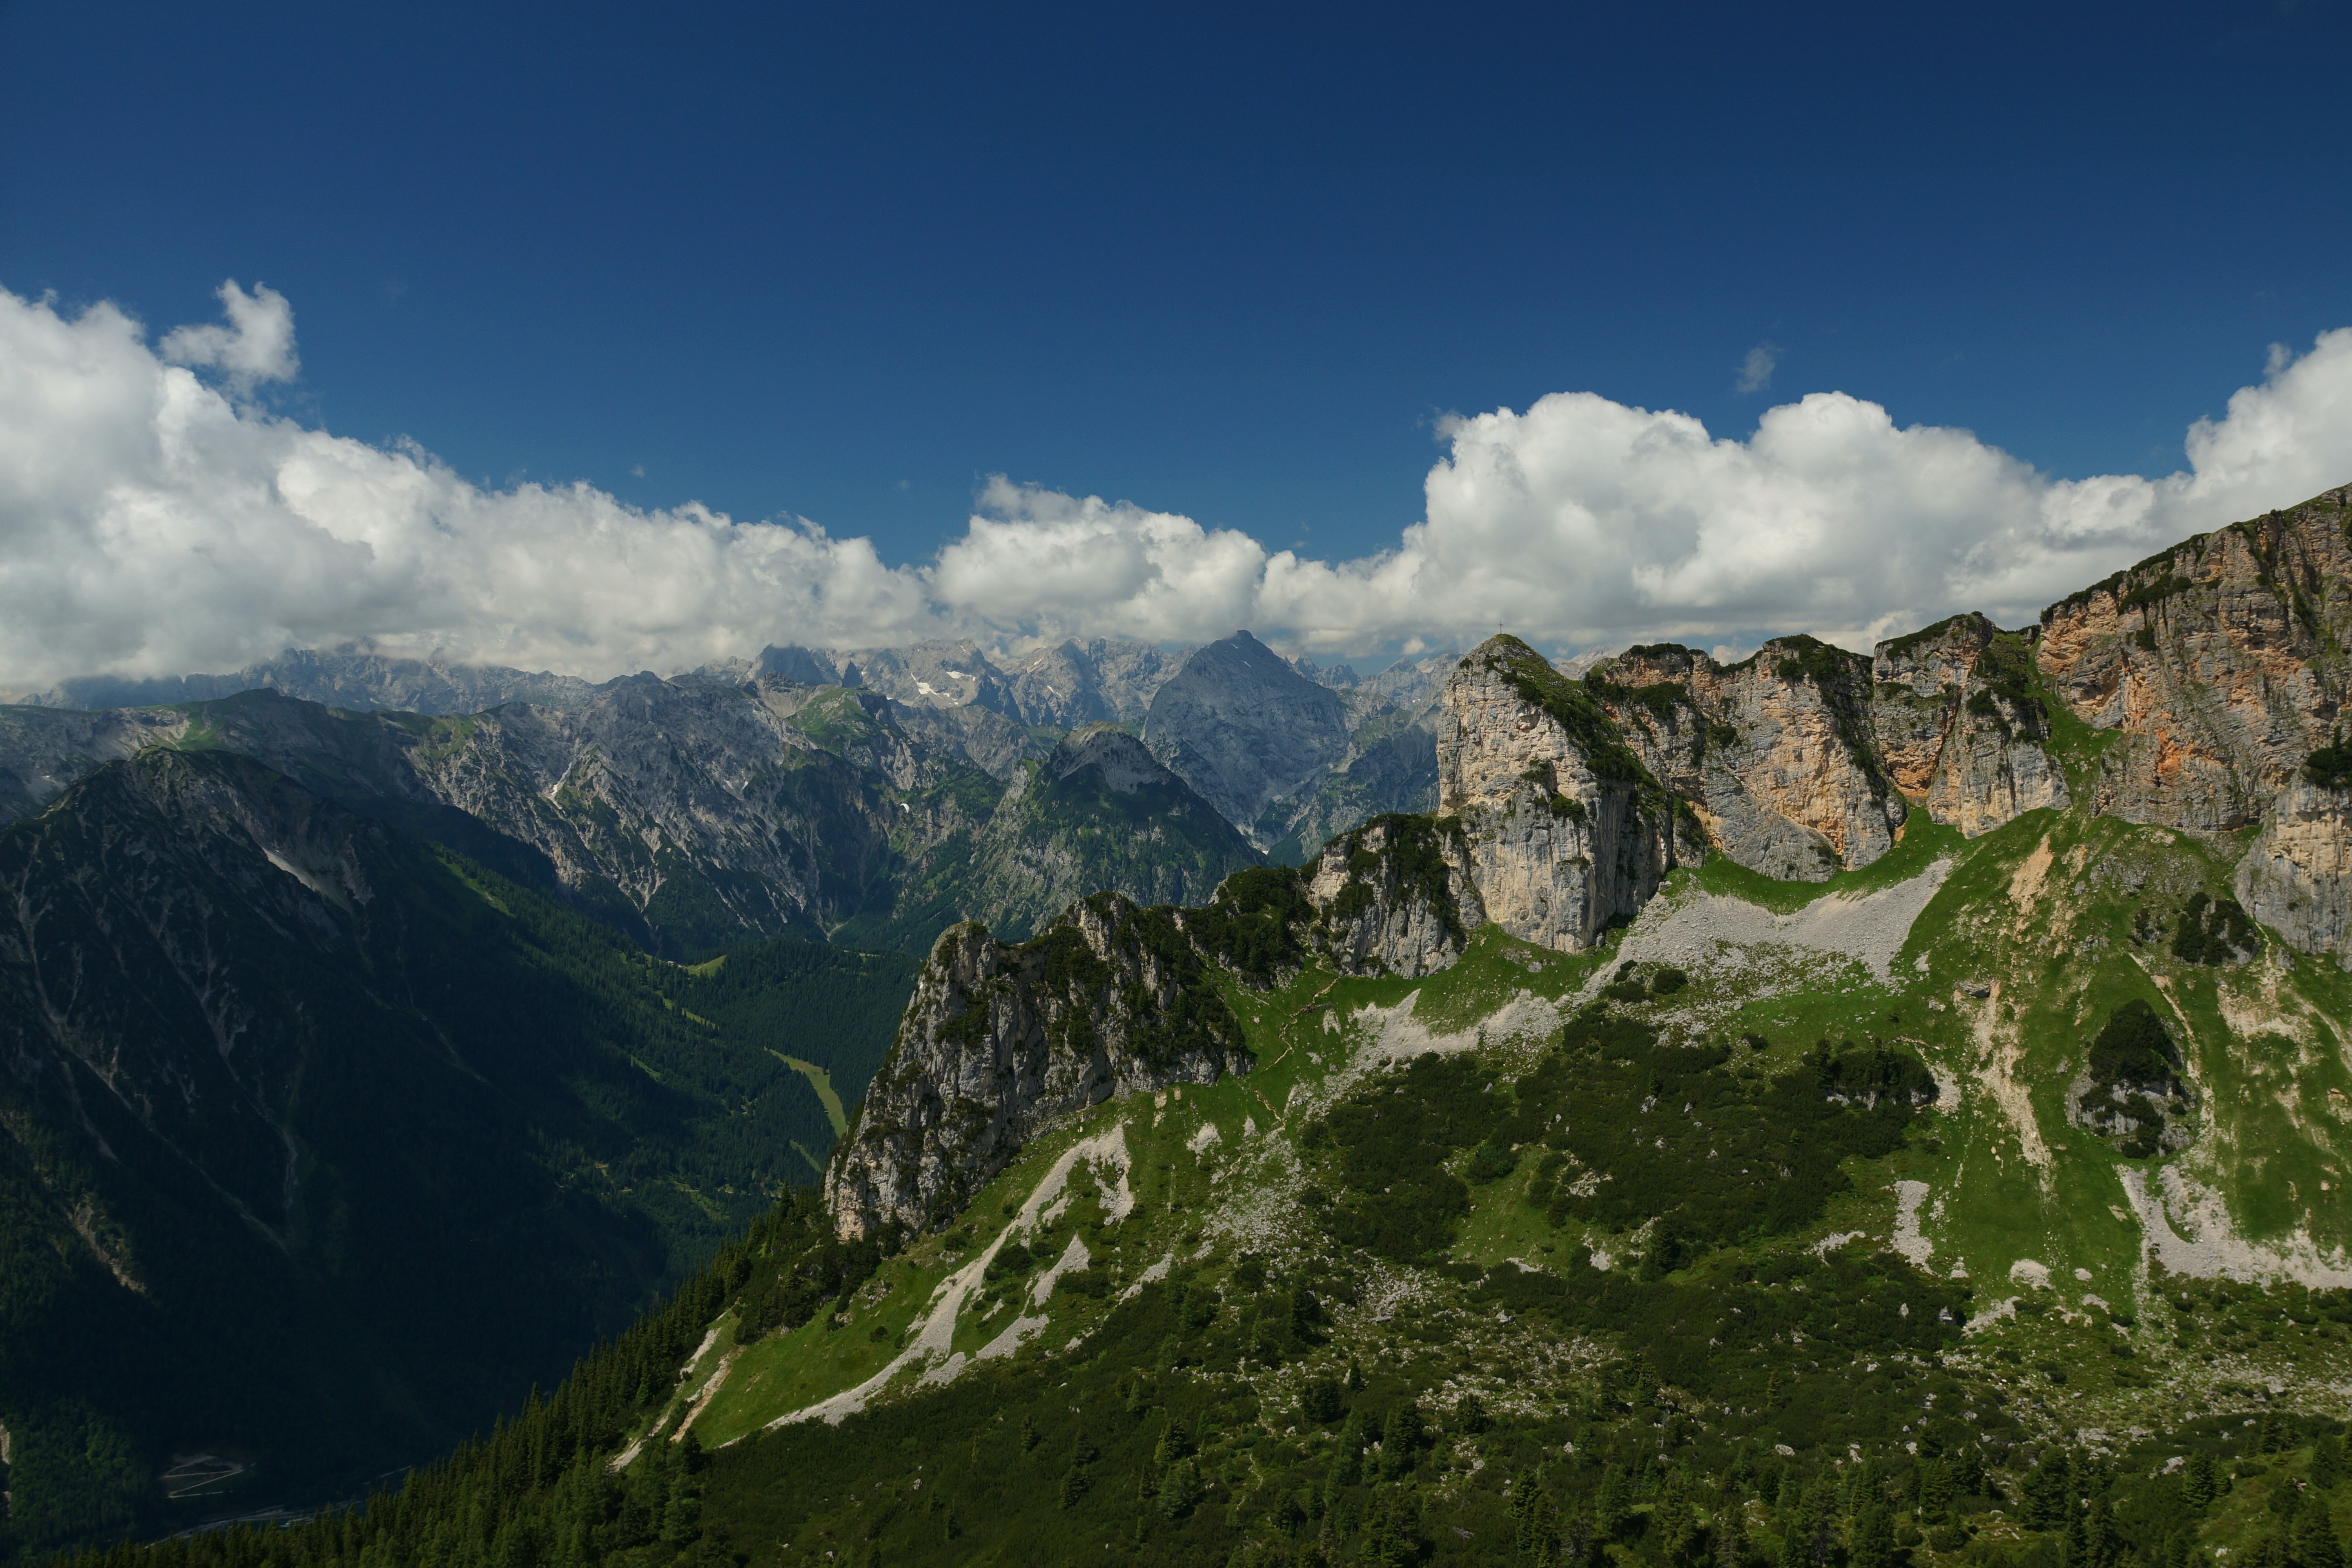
top-left (7, 487), bottom-right (2352, 1566)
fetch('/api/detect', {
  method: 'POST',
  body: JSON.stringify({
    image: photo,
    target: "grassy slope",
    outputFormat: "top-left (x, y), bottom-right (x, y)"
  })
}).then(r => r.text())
top-left (87, 814), bottom-right (2352, 1568)
top-left (639, 726), bottom-right (2351, 1565)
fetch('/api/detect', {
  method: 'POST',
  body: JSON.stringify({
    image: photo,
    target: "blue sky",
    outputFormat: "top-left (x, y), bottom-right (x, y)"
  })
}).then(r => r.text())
top-left (4, 0), bottom-right (2352, 682)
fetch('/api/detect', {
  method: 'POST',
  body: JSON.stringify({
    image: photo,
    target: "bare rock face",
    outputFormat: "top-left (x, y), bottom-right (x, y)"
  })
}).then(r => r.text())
top-left (1870, 615), bottom-right (1995, 793)
top-left (1005, 638), bottom-right (1185, 728)
top-left (1297, 814), bottom-right (1477, 977)
top-left (1705, 639), bottom-right (1905, 872)
top-left (1921, 639), bottom-right (2072, 838)
top-left (2038, 492), bottom-right (2352, 832)
top-left (1143, 633), bottom-right (1352, 845)
top-left (1592, 619), bottom-right (2081, 862)
top-left (1437, 637), bottom-right (1676, 949)
top-left (2235, 778), bottom-right (2352, 968)
top-left (824, 894), bottom-right (1251, 1238)
top-left (1587, 638), bottom-right (1905, 880)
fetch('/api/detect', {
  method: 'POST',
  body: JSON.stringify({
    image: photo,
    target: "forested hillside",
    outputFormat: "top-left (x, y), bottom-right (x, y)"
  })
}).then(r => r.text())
top-left (0, 753), bottom-right (913, 1558)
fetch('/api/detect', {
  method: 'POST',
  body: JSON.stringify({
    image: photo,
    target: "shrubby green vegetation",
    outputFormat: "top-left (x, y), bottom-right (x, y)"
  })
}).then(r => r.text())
top-left (49, 975), bottom-right (2352, 1568)
top-left (2171, 892), bottom-right (2258, 967)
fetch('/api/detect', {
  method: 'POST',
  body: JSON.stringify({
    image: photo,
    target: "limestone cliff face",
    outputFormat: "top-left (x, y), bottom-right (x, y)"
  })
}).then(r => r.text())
top-left (2038, 490), bottom-right (2352, 832)
top-left (1296, 814), bottom-right (1477, 977)
top-left (1870, 615), bottom-right (1995, 793)
top-left (2234, 778), bottom-right (2352, 968)
top-left (1590, 638), bottom-right (1906, 880)
top-left (1437, 637), bottom-right (1676, 950)
top-left (2031, 488), bottom-right (2352, 962)
top-left (824, 893), bottom-right (1252, 1238)
top-left (1871, 621), bottom-right (2073, 839)
top-left (1702, 640), bottom-right (1904, 871)
top-left (1593, 618), bottom-right (2073, 858)
top-left (1921, 658), bottom-right (2072, 838)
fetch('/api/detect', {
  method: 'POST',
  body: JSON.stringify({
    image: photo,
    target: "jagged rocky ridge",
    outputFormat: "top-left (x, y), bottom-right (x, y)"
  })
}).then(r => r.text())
top-left (8, 492), bottom-right (2352, 965)
top-left (821, 637), bottom-right (1691, 1236)
top-left (0, 677), bottom-right (1221, 958)
top-left (825, 893), bottom-right (1255, 1237)
top-left (950, 726), bottom-right (1261, 942)
top-left (2033, 491), bottom-right (2352, 961)
top-left (824, 484), bottom-right (2352, 1242)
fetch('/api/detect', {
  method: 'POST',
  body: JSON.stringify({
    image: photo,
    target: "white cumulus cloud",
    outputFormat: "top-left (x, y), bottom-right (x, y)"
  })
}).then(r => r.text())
top-left (1735, 342), bottom-right (1779, 394)
top-left (0, 285), bottom-right (935, 689)
top-left (2, 279), bottom-right (2350, 691)
top-left (158, 280), bottom-right (299, 394)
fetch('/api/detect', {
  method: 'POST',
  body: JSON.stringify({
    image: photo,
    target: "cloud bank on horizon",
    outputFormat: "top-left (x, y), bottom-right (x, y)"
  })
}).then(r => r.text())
top-left (5, 279), bottom-right (2351, 690)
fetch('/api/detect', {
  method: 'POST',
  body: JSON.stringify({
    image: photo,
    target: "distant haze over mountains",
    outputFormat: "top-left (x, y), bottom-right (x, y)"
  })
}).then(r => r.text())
top-left (0, 632), bottom-right (1459, 958)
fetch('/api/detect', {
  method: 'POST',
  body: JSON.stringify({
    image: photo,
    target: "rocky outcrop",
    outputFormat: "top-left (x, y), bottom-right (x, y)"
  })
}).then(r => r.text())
top-left (1870, 614), bottom-right (1995, 792)
top-left (1296, 814), bottom-right (1477, 977)
top-left (1143, 633), bottom-right (1352, 846)
top-left (2030, 488), bottom-right (2352, 961)
top-left (1921, 632), bottom-right (2071, 838)
top-left (1702, 639), bottom-right (1905, 870)
top-left (2038, 491), bottom-right (2352, 832)
top-left (824, 894), bottom-right (1251, 1237)
top-left (1587, 618), bottom-right (2073, 859)
top-left (2234, 777), bottom-right (2352, 968)
top-left (1588, 637), bottom-right (1905, 880)
top-left (1438, 637), bottom-right (1677, 949)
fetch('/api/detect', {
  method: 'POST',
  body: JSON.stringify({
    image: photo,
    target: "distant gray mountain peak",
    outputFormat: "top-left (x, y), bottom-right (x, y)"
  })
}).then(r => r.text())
top-left (1044, 723), bottom-right (1173, 794)
top-left (1140, 632), bottom-right (1354, 845)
